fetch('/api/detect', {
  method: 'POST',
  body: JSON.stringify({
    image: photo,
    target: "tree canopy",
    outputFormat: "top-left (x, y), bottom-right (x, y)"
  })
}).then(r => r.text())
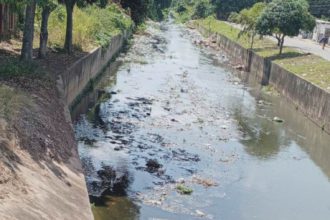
top-left (211, 0), bottom-right (262, 20)
top-left (232, 2), bottom-right (267, 49)
top-left (308, 0), bottom-right (330, 18)
top-left (256, 0), bottom-right (316, 54)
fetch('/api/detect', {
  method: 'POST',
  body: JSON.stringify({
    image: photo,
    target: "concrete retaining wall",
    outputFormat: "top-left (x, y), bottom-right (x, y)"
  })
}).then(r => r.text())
top-left (57, 31), bottom-right (130, 106)
top-left (196, 24), bottom-right (330, 133)
top-left (269, 63), bottom-right (330, 132)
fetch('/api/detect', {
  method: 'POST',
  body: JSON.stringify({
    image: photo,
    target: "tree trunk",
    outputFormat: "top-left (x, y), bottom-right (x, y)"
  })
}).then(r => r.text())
top-left (250, 34), bottom-right (255, 50)
top-left (275, 35), bottom-right (281, 47)
top-left (21, 0), bottom-right (37, 61)
top-left (279, 35), bottom-right (285, 55)
top-left (38, 6), bottom-right (51, 59)
top-left (64, 2), bottom-right (75, 54)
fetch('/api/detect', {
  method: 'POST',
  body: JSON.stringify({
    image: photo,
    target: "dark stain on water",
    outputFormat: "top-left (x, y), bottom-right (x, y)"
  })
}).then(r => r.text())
top-left (72, 22), bottom-right (330, 220)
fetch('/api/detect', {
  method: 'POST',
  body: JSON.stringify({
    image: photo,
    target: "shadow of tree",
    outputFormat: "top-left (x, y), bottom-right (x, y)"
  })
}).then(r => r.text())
top-left (253, 46), bottom-right (310, 61)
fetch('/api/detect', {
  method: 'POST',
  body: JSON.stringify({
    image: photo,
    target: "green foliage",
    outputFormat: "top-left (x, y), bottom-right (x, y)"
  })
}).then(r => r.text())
top-left (196, 17), bottom-right (330, 91)
top-left (176, 2), bottom-right (187, 13)
top-left (196, 16), bottom-right (274, 49)
top-left (192, 0), bottom-right (213, 19)
top-left (257, 0), bottom-right (315, 37)
top-left (136, 23), bottom-right (147, 34)
top-left (228, 12), bottom-right (240, 23)
top-left (309, 0), bottom-right (330, 18)
top-left (172, 0), bottom-right (214, 23)
top-left (119, 0), bottom-right (171, 24)
top-left (40, 3), bottom-right (132, 50)
top-left (256, 0), bottom-right (316, 54)
top-left (119, 0), bottom-right (149, 24)
top-left (235, 2), bottom-right (266, 49)
top-left (275, 54), bottom-right (330, 91)
top-left (211, 0), bottom-right (262, 20)
top-left (0, 57), bottom-right (39, 78)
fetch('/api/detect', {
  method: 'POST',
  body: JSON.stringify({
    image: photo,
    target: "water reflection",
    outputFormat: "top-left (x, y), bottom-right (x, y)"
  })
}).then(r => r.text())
top-left (90, 195), bottom-right (140, 220)
top-left (266, 92), bottom-right (330, 180)
top-left (235, 81), bottom-right (330, 179)
top-left (237, 114), bottom-right (290, 159)
top-left (71, 61), bottom-right (120, 123)
top-left (89, 165), bottom-right (138, 220)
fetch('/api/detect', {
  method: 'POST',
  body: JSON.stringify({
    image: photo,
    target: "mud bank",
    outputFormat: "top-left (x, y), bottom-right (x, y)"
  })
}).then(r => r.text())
top-left (0, 29), bottom-right (131, 220)
top-left (194, 24), bottom-right (330, 133)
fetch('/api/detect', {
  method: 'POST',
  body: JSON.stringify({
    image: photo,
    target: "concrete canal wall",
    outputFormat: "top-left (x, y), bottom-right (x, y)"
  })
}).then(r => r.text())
top-left (57, 30), bottom-right (131, 106)
top-left (197, 25), bottom-right (330, 133)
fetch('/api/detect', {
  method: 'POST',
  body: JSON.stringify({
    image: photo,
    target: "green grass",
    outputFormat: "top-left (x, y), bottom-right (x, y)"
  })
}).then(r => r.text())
top-left (275, 54), bottom-right (330, 90)
top-left (195, 17), bottom-right (330, 91)
top-left (172, 4), bottom-right (195, 23)
top-left (36, 4), bottom-right (133, 51)
top-left (195, 17), bottom-right (274, 50)
top-left (0, 57), bottom-right (40, 78)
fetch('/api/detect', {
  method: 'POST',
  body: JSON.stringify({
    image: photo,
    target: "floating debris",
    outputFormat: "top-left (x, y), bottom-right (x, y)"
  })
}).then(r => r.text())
top-left (176, 184), bottom-right (193, 195)
top-left (192, 175), bottom-right (218, 187)
top-left (196, 209), bottom-right (206, 217)
top-left (273, 117), bottom-right (284, 123)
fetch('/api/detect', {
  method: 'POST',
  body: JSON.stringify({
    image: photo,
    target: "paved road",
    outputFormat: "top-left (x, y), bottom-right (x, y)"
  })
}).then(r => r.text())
top-left (226, 21), bottom-right (330, 61)
top-left (283, 37), bottom-right (330, 61)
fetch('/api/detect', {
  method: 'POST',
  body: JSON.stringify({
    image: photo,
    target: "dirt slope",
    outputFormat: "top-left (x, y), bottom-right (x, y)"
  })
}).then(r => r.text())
top-left (0, 77), bottom-right (93, 220)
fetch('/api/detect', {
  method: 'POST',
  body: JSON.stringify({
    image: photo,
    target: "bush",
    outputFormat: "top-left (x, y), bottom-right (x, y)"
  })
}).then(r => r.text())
top-left (0, 57), bottom-right (39, 78)
top-left (176, 3), bottom-right (188, 13)
top-left (228, 12), bottom-right (240, 23)
top-left (37, 3), bottom-right (133, 51)
top-left (192, 0), bottom-right (213, 19)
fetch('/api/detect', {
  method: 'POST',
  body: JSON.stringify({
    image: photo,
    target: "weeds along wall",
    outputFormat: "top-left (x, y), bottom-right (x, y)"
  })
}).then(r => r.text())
top-left (35, 4), bottom-right (132, 51)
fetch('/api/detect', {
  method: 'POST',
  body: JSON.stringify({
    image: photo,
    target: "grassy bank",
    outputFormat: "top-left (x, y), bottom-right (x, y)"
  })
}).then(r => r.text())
top-left (35, 4), bottom-right (133, 51)
top-left (0, 3), bottom-right (133, 80)
top-left (195, 17), bottom-right (330, 91)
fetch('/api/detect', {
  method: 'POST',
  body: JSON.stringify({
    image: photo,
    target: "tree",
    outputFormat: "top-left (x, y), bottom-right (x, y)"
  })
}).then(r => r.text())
top-left (235, 2), bottom-right (266, 49)
top-left (120, 0), bottom-right (151, 24)
top-left (60, 0), bottom-right (109, 53)
top-left (308, 0), bottom-right (330, 18)
top-left (211, 0), bottom-right (261, 20)
top-left (176, 2), bottom-right (187, 13)
top-left (3, 0), bottom-right (40, 61)
top-left (62, 0), bottom-right (77, 54)
top-left (21, 0), bottom-right (37, 61)
top-left (256, 0), bottom-right (316, 55)
top-left (38, 0), bottom-right (57, 58)
top-left (192, 0), bottom-right (213, 19)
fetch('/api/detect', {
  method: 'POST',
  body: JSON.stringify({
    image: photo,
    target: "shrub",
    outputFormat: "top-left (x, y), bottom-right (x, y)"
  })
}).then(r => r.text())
top-left (176, 3), bottom-right (188, 13)
top-left (228, 12), bottom-right (240, 23)
top-left (37, 3), bottom-right (133, 51)
top-left (192, 0), bottom-right (213, 19)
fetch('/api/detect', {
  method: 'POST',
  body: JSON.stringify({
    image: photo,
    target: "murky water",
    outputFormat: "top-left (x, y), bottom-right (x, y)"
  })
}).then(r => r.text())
top-left (73, 22), bottom-right (330, 220)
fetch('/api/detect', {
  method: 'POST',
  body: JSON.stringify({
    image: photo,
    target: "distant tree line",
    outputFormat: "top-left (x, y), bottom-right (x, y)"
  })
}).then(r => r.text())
top-left (212, 0), bottom-right (329, 20)
top-left (308, 0), bottom-right (330, 18)
top-left (120, 0), bottom-right (172, 24)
